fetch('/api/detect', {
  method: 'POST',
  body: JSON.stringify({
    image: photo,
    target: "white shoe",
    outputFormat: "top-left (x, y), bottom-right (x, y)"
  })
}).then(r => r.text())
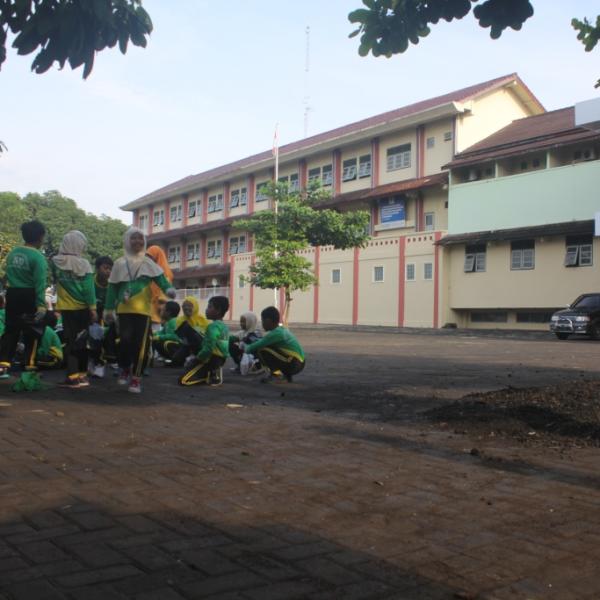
top-left (117, 369), bottom-right (130, 385)
top-left (128, 376), bottom-right (142, 394)
top-left (92, 364), bottom-right (105, 378)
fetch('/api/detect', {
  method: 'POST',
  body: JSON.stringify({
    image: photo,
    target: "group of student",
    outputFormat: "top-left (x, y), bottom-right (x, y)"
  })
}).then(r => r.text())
top-left (0, 220), bottom-right (306, 394)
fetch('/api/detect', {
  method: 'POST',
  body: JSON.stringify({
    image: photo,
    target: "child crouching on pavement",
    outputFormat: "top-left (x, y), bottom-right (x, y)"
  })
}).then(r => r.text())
top-left (242, 306), bottom-right (305, 384)
top-left (229, 311), bottom-right (262, 374)
top-left (179, 296), bottom-right (229, 387)
top-left (152, 300), bottom-right (182, 363)
top-left (36, 311), bottom-right (64, 369)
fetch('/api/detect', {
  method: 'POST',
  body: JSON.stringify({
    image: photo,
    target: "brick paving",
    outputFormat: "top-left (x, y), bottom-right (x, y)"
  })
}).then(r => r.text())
top-left (0, 329), bottom-right (599, 599)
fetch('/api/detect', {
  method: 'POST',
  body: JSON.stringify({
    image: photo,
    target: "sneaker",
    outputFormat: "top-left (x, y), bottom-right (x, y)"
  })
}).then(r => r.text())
top-left (209, 368), bottom-right (223, 387)
top-left (78, 374), bottom-right (90, 388)
top-left (0, 366), bottom-right (9, 380)
top-left (59, 376), bottom-right (82, 388)
top-left (128, 376), bottom-right (142, 394)
top-left (117, 369), bottom-right (130, 385)
top-left (92, 364), bottom-right (105, 378)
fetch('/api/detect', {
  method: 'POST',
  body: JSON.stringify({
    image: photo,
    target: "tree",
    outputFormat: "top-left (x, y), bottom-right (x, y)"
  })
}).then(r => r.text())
top-left (0, 0), bottom-right (152, 78)
top-left (236, 182), bottom-right (370, 324)
top-left (349, 1), bottom-right (600, 87)
top-left (0, 190), bottom-right (127, 282)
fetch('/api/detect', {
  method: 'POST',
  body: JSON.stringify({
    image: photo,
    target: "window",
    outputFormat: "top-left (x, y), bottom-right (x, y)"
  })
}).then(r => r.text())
top-left (187, 243), bottom-right (200, 261)
top-left (238, 275), bottom-right (245, 289)
top-left (406, 263), bottom-right (415, 281)
top-left (138, 215), bottom-right (147, 231)
top-left (359, 154), bottom-right (372, 178)
top-left (342, 158), bottom-right (357, 182)
top-left (207, 240), bottom-right (222, 259)
top-left (230, 190), bottom-right (240, 208)
top-left (289, 173), bottom-right (299, 191)
top-left (517, 311), bottom-right (553, 324)
top-left (426, 136), bottom-right (435, 149)
top-left (208, 194), bottom-right (223, 213)
top-left (229, 235), bottom-right (246, 255)
top-left (152, 210), bottom-right (164, 226)
top-left (386, 144), bottom-right (411, 171)
top-left (331, 268), bottom-right (341, 284)
top-left (471, 311), bottom-right (507, 323)
top-left (464, 244), bottom-right (486, 273)
top-left (511, 240), bottom-right (535, 270)
top-left (444, 131), bottom-right (453, 142)
top-left (167, 246), bottom-right (180, 264)
top-left (373, 266), bottom-right (384, 282)
top-left (565, 235), bottom-right (593, 267)
top-left (322, 164), bottom-right (333, 186)
top-left (308, 167), bottom-right (321, 183)
top-left (170, 205), bottom-right (182, 222)
top-left (240, 187), bottom-right (247, 206)
top-left (256, 181), bottom-right (270, 201)
top-left (424, 212), bottom-right (434, 231)
top-left (424, 263), bottom-right (433, 280)
top-left (188, 200), bottom-right (197, 218)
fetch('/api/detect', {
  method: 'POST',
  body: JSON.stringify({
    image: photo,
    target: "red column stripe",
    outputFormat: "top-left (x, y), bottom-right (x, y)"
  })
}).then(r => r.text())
top-left (398, 237), bottom-right (406, 327)
top-left (182, 194), bottom-right (189, 228)
top-left (229, 256), bottom-right (235, 320)
top-left (299, 159), bottom-right (308, 190)
top-left (433, 231), bottom-right (441, 329)
top-left (202, 190), bottom-right (208, 223)
top-left (223, 183), bottom-right (230, 219)
top-left (352, 247), bottom-right (360, 326)
top-left (313, 246), bottom-right (320, 324)
top-left (248, 174), bottom-right (255, 214)
top-left (165, 200), bottom-right (171, 230)
top-left (334, 150), bottom-right (342, 196)
top-left (371, 137), bottom-right (380, 188)
top-left (148, 205), bottom-right (154, 235)
top-left (417, 125), bottom-right (425, 178)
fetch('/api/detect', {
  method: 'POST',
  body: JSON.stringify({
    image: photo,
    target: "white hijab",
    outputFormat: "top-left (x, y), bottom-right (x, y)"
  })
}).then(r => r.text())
top-left (109, 226), bottom-right (164, 284)
top-left (52, 230), bottom-right (92, 277)
top-left (234, 311), bottom-right (259, 340)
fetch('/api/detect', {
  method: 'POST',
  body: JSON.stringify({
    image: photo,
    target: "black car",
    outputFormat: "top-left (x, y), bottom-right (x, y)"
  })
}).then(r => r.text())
top-left (550, 293), bottom-right (600, 340)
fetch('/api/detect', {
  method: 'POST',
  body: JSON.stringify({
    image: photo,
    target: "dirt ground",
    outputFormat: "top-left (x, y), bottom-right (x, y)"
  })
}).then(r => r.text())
top-left (1, 328), bottom-right (600, 599)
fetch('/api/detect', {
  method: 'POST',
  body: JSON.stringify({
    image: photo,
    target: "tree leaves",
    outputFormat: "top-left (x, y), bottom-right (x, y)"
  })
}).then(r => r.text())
top-left (0, 0), bottom-right (153, 78)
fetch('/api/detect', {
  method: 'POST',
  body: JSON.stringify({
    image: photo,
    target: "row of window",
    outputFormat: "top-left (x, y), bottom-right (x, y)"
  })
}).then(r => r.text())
top-left (166, 236), bottom-right (247, 263)
top-left (470, 310), bottom-right (555, 324)
top-left (326, 263), bottom-right (434, 284)
top-left (464, 236), bottom-right (593, 273)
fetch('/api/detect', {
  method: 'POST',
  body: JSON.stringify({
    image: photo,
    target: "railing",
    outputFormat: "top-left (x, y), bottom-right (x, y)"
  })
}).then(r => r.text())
top-left (175, 287), bottom-right (229, 302)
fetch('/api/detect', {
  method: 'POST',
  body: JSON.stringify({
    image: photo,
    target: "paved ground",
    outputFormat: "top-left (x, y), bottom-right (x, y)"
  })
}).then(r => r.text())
top-left (1, 329), bottom-right (600, 599)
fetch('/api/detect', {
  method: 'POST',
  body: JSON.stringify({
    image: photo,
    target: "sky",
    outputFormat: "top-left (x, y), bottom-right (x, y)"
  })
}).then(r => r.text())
top-left (1, 1), bottom-right (599, 224)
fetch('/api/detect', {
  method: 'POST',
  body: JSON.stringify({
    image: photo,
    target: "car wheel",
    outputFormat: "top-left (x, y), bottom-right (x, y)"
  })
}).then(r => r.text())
top-left (555, 333), bottom-right (569, 340)
top-left (590, 321), bottom-right (600, 340)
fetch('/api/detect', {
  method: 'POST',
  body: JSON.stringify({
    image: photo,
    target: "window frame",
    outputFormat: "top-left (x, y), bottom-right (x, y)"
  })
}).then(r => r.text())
top-left (464, 244), bottom-right (486, 273)
top-left (256, 182), bottom-right (270, 201)
top-left (322, 164), bottom-right (333, 186)
top-left (565, 235), bottom-right (593, 267)
top-left (424, 212), bottom-right (435, 231)
top-left (426, 136), bottom-right (435, 149)
top-left (406, 263), bottom-right (415, 281)
top-left (358, 154), bottom-right (372, 178)
top-left (424, 263), bottom-right (433, 280)
top-left (386, 144), bottom-right (411, 171)
top-left (373, 265), bottom-right (385, 283)
top-left (510, 240), bottom-right (535, 271)
top-left (342, 158), bottom-right (357, 182)
top-left (331, 268), bottom-right (341, 284)
top-left (188, 200), bottom-right (197, 218)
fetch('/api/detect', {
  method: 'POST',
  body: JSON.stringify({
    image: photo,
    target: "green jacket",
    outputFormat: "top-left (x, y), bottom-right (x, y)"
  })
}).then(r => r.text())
top-left (197, 320), bottom-right (229, 362)
top-left (106, 273), bottom-right (171, 317)
top-left (5, 246), bottom-right (48, 310)
top-left (37, 326), bottom-right (63, 360)
top-left (55, 269), bottom-right (96, 311)
top-left (246, 326), bottom-right (305, 362)
top-left (153, 318), bottom-right (180, 342)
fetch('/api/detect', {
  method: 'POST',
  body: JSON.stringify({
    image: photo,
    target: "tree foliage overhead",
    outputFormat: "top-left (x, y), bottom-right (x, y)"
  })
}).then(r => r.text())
top-left (0, 0), bottom-right (152, 78)
top-left (0, 190), bottom-right (127, 280)
top-left (349, 1), bottom-right (600, 87)
top-left (236, 182), bottom-right (370, 324)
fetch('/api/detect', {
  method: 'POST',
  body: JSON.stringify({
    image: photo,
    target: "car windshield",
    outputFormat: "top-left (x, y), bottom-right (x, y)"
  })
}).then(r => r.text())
top-left (572, 295), bottom-right (600, 309)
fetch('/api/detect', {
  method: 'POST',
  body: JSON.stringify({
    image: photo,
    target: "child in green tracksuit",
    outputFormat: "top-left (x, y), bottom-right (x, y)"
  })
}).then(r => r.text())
top-left (0, 220), bottom-right (48, 378)
top-left (152, 301), bottom-right (182, 363)
top-left (52, 231), bottom-right (97, 388)
top-left (179, 296), bottom-right (229, 386)
top-left (104, 227), bottom-right (176, 394)
top-left (36, 311), bottom-right (64, 369)
top-left (243, 306), bottom-right (305, 383)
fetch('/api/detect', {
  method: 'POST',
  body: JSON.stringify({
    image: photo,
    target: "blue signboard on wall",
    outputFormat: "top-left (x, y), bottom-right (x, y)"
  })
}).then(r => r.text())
top-left (379, 195), bottom-right (406, 230)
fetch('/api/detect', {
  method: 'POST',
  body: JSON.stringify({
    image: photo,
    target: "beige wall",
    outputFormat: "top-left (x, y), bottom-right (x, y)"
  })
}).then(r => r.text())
top-left (447, 237), bottom-right (600, 312)
top-left (424, 118), bottom-right (454, 175)
top-left (319, 247), bottom-right (354, 324)
top-left (379, 129), bottom-right (417, 185)
top-left (456, 88), bottom-right (531, 153)
top-left (404, 236), bottom-right (438, 328)
top-left (423, 188), bottom-right (448, 232)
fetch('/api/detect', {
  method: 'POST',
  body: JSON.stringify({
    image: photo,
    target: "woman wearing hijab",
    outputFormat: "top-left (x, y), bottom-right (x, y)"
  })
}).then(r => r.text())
top-left (52, 230), bottom-right (96, 388)
top-left (168, 296), bottom-right (208, 366)
top-left (146, 245), bottom-right (173, 328)
top-left (104, 227), bottom-right (176, 394)
top-left (228, 311), bottom-right (263, 374)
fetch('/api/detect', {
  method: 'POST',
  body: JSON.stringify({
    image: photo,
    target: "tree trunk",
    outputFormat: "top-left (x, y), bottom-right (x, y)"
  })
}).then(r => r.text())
top-left (283, 289), bottom-right (292, 326)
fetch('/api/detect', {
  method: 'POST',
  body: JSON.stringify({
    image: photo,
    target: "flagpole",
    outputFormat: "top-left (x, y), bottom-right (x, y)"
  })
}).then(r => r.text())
top-left (273, 124), bottom-right (279, 309)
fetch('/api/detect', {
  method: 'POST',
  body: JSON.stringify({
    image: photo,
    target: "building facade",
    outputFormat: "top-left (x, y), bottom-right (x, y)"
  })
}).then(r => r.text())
top-left (441, 107), bottom-right (600, 329)
top-left (122, 74), bottom-right (543, 326)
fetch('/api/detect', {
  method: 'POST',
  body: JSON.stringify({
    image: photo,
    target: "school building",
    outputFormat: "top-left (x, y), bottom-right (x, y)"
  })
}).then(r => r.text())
top-left (122, 73), bottom-right (554, 328)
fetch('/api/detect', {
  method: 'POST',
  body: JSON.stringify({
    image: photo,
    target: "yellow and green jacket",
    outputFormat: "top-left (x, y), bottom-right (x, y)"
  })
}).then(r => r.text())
top-left (105, 274), bottom-right (172, 317)
top-left (197, 320), bottom-right (229, 362)
top-left (153, 318), bottom-right (180, 343)
top-left (37, 326), bottom-right (63, 361)
top-left (4, 246), bottom-right (48, 310)
top-left (55, 269), bottom-right (96, 311)
top-left (246, 326), bottom-right (305, 362)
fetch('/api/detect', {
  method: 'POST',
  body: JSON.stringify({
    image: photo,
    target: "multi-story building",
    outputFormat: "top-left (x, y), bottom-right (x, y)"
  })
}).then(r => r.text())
top-left (441, 105), bottom-right (600, 329)
top-left (121, 73), bottom-right (543, 326)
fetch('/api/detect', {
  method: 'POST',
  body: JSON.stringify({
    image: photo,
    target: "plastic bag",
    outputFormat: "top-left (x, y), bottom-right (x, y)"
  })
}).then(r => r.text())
top-left (89, 323), bottom-right (104, 341)
top-left (240, 353), bottom-right (253, 376)
top-left (12, 371), bottom-right (48, 393)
